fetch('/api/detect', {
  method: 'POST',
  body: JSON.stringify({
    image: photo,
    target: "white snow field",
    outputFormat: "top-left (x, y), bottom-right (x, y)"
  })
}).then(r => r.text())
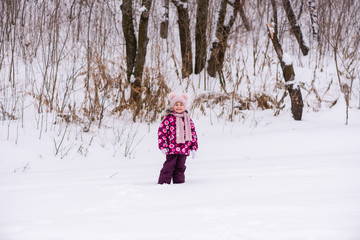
top-left (1, 104), bottom-right (360, 240)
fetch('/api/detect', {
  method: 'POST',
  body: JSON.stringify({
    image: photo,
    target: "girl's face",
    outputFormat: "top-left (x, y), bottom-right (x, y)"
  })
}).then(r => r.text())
top-left (174, 102), bottom-right (185, 113)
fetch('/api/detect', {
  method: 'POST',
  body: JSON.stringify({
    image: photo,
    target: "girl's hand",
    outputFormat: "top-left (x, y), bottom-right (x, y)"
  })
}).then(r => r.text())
top-left (161, 149), bottom-right (168, 155)
top-left (191, 150), bottom-right (196, 159)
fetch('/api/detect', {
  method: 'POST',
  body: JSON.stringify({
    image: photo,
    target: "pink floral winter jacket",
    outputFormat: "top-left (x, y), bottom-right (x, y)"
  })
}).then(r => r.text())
top-left (158, 111), bottom-right (198, 155)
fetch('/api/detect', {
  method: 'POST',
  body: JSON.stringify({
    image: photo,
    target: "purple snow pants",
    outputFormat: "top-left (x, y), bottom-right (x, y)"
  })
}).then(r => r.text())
top-left (158, 154), bottom-right (187, 184)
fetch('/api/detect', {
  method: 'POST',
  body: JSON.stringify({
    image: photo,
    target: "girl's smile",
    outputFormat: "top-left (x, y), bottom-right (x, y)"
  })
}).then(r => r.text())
top-left (174, 102), bottom-right (184, 113)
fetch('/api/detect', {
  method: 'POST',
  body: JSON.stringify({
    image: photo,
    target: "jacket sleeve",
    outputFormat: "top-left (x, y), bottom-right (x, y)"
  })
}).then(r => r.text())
top-left (158, 116), bottom-right (170, 150)
top-left (189, 118), bottom-right (198, 151)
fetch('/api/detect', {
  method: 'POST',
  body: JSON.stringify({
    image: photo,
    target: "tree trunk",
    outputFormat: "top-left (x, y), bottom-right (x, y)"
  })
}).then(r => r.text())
top-left (282, 0), bottom-right (309, 56)
top-left (207, 0), bottom-right (240, 78)
top-left (282, 64), bottom-right (304, 120)
top-left (239, 0), bottom-right (251, 31)
top-left (121, 0), bottom-right (152, 120)
top-left (207, 0), bottom-right (227, 78)
top-left (160, 0), bottom-right (170, 39)
top-left (172, 0), bottom-right (193, 78)
top-left (195, 0), bottom-right (209, 74)
top-left (121, 0), bottom-right (137, 82)
top-left (308, 0), bottom-right (320, 43)
top-left (133, 0), bottom-right (152, 115)
top-left (267, 0), bottom-right (304, 120)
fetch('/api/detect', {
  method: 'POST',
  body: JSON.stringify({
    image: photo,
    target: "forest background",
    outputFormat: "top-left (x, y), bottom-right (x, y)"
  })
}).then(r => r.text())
top-left (1, 0), bottom-right (359, 130)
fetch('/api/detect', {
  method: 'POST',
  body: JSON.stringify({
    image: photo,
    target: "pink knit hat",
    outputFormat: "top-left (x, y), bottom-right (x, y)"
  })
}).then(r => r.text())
top-left (168, 92), bottom-right (189, 109)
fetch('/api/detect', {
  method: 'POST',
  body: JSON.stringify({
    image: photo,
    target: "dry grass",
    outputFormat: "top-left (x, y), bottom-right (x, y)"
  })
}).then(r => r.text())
top-left (191, 90), bottom-right (287, 120)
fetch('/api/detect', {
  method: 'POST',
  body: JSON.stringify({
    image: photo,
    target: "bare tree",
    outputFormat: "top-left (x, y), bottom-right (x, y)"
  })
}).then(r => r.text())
top-left (121, 0), bottom-right (137, 83)
top-left (207, 0), bottom-right (241, 79)
top-left (195, 0), bottom-right (209, 74)
top-left (239, 0), bottom-right (251, 31)
top-left (267, 0), bottom-right (304, 120)
top-left (308, 0), bottom-right (319, 43)
top-left (3, 0), bottom-right (21, 88)
top-left (331, 1), bottom-right (360, 124)
top-left (282, 0), bottom-right (309, 56)
top-left (160, 0), bottom-right (170, 38)
top-left (133, 0), bottom-right (152, 110)
top-left (121, 0), bottom-right (153, 118)
top-left (172, 0), bottom-right (193, 78)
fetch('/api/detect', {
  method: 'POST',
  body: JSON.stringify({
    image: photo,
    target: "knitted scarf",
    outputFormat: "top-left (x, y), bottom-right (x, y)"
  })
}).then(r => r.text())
top-left (172, 111), bottom-right (192, 144)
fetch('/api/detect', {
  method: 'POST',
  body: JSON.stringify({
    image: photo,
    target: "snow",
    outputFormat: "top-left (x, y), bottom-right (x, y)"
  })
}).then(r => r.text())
top-left (282, 52), bottom-right (293, 66)
top-left (359, 75), bottom-right (360, 108)
top-left (172, 0), bottom-right (187, 9)
top-left (268, 22), bottom-right (276, 34)
top-left (285, 78), bottom-right (300, 88)
top-left (139, 6), bottom-right (148, 12)
top-left (1, 105), bottom-right (360, 240)
top-left (130, 74), bottom-right (136, 83)
top-left (161, 15), bottom-right (169, 22)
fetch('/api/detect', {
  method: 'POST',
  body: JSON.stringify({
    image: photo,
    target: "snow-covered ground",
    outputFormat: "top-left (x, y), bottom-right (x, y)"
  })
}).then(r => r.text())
top-left (1, 103), bottom-right (360, 240)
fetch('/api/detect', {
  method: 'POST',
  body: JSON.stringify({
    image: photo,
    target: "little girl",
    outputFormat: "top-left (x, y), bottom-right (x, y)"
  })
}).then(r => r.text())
top-left (157, 92), bottom-right (198, 184)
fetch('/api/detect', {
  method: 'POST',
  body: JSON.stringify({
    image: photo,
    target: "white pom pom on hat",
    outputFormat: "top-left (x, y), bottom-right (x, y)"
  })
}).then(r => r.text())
top-left (168, 92), bottom-right (189, 108)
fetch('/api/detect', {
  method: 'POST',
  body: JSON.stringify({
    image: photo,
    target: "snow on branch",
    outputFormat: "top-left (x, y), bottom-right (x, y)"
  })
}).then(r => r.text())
top-left (282, 52), bottom-right (293, 66)
top-left (172, 0), bottom-right (187, 9)
top-left (139, 6), bottom-right (148, 12)
top-left (285, 79), bottom-right (300, 88)
top-left (266, 22), bottom-right (276, 39)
